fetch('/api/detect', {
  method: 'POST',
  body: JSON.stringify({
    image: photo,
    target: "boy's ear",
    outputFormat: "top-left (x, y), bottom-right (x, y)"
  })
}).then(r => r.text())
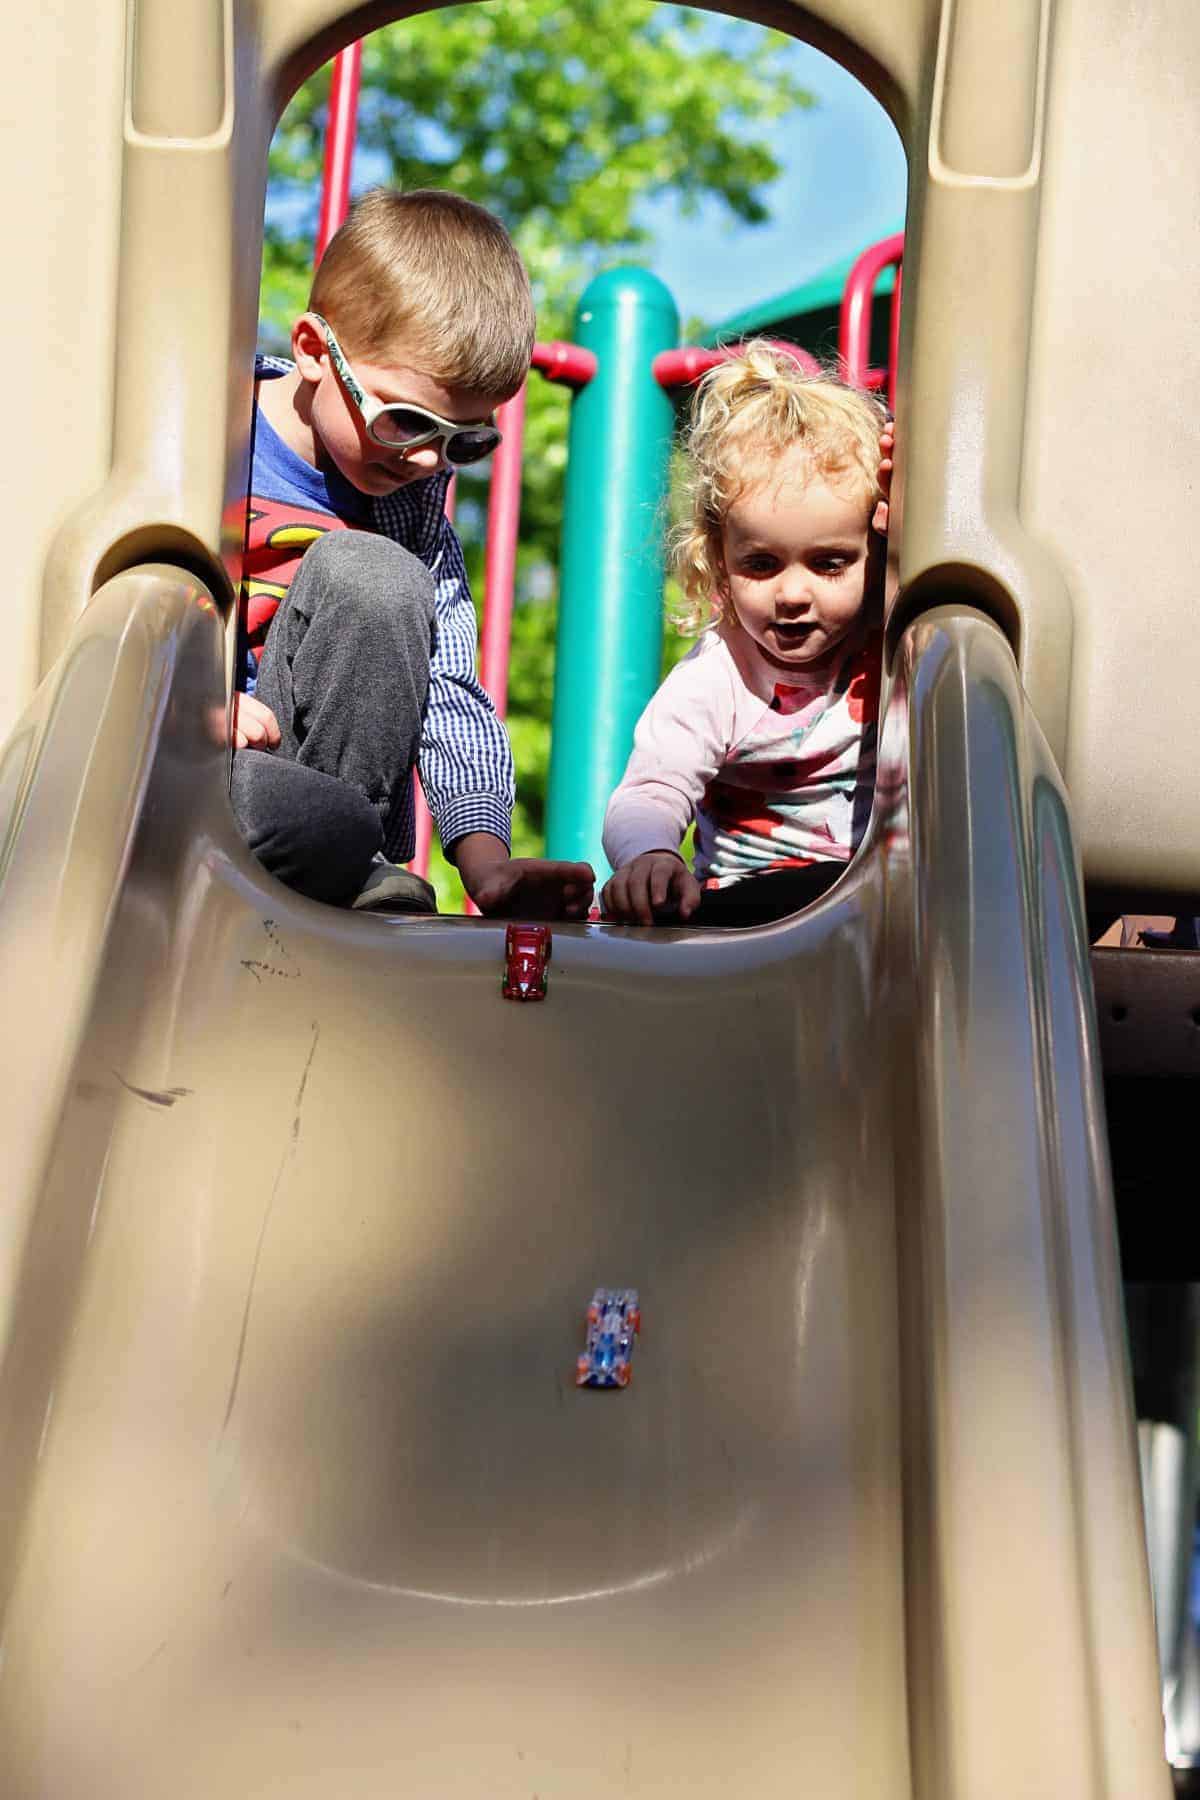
top-left (291, 313), bottom-right (328, 384)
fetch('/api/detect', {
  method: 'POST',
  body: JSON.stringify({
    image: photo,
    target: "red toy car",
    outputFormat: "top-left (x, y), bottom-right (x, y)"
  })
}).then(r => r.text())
top-left (502, 923), bottom-right (551, 1001)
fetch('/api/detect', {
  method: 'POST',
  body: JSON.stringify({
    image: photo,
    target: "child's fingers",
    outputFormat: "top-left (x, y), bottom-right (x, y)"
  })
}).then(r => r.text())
top-left (623, 875), bottom-right (648, 924)
top-left (563, 861), bottom-right (595, 898)
top-left (603, 859), bottom-right (680, 923)
top-left (649, 859), bottom-right (677, 912)
top-left (232, 695), bottom-right (280, 751)
top-left (556, 861), bottom-right (594, 919)
top-left (676, 872), bottom-right (701, 919)
top-left (629, 869), bottom-right (654, 925)
top-left (600, 871), bottom-right (629, 921)
top-left (626, 864), bottom-right (663, 925)
top-left (251, 700), bottom-right (281, 748)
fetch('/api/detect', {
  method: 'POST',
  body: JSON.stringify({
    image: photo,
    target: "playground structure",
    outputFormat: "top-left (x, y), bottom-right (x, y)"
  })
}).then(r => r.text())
top-left (1, 2), bottom-right (1199, 1796)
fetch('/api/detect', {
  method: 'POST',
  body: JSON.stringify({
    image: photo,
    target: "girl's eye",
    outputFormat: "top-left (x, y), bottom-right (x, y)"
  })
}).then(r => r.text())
top-left (740, 557), bottom-right (777, 576)
top-left (813, 559), bottom-right (849, 578)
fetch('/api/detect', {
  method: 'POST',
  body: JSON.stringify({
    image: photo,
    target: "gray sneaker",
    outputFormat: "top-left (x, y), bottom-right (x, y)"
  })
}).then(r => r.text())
top-left (351, 859), bottom-right (438, 915)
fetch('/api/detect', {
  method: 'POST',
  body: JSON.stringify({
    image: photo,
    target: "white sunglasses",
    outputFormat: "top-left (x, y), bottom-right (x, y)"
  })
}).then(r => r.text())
top-left (313, 313), bottom-right (503, 466)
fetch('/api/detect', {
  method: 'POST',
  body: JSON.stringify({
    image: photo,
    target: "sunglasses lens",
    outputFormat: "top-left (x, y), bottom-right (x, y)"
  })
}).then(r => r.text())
top-left (370, 407), bottom-right (441, 448)
top-left (446, 428), bottom-right (501, 467)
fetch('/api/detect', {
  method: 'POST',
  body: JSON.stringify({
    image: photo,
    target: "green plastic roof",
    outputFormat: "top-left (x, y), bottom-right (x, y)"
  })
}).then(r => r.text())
top-left (703, 228), bottom-right (903, 344)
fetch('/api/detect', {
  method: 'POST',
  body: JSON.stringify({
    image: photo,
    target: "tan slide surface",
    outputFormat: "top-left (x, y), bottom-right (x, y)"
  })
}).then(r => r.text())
top-left (0, 577), bottom-right (1169, 1797)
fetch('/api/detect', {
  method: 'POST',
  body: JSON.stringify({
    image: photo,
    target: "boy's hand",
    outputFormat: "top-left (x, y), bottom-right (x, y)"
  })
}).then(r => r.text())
top-left (601, 851), bottom-right (702, 925)
top-left (453, 834), bottom-right (594, 919)
top-left (472, 858), bottom-right (595, 920)
top-left (873, 420), bottom-right (894, 536)
top-left (232, 692), bottom-right (281, 751)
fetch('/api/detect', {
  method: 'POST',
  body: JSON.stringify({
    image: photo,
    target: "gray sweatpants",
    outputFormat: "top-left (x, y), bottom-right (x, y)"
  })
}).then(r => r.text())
top-left (231, 529), bottom-right (435, 903)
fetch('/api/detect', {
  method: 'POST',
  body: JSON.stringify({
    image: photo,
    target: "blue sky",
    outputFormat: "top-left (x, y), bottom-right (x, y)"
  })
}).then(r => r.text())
top-left (638, 36), bottom-right (907, 331)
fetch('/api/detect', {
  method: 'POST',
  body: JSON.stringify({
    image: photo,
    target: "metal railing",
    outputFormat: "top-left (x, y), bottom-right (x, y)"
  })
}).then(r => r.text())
top-left (838, 230), bottom-right (904, 405)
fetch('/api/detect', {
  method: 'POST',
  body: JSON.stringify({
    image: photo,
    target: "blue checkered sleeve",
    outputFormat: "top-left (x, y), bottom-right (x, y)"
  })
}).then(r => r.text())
top-left (373, 475), bottom-right (515, 854)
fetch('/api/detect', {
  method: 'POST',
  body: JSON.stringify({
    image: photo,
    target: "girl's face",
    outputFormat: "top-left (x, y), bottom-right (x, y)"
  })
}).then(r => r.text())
top-left (720, 447), bottom-right (877, 673)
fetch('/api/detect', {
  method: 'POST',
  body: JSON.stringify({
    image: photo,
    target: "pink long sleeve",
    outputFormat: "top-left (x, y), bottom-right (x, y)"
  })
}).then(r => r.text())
top-left (603, 635), bottom-right (747, 870)
top-left (603, 623), bottom-right (880, 885)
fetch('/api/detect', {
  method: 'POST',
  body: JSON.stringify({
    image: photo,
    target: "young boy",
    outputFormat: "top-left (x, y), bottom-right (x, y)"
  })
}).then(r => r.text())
top-left (231, 187), bottom-right (593, 919)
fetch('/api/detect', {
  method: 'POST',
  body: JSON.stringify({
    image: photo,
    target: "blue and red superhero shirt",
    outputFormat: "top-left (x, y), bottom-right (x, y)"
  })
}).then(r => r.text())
top-left (238, 394), bottom-right (372, 691)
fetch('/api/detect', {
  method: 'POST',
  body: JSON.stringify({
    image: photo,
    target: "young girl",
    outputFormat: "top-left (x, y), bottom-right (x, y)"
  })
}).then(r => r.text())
top-left (601, 342), bottom-right (891, 928)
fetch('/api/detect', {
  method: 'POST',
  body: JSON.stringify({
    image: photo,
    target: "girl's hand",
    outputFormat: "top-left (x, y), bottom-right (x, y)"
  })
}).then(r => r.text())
top-left (232, 692), bottom-right (281, 751)
top-left (874, 420), bottom-right (895, 536)
top-left (601, 852), bottom-right (702, 925)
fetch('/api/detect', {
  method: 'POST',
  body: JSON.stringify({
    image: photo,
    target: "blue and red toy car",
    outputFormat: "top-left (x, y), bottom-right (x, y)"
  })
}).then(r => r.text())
top-left (575, 1287), bottom-right (641, 1388)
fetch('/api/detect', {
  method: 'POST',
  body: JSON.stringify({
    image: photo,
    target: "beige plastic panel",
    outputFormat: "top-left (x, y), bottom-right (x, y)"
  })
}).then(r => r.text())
top-left (0, 0), bottom-right (125, 747)
top-left (0, 575), bottom-right (1171, 1795)
top-left (1020, 0), bottom-right (1200, 898)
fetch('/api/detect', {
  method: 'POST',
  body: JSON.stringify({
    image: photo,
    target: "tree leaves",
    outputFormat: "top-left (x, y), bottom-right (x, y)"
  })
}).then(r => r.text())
top-left (263, 1), bottom-right (811, 345)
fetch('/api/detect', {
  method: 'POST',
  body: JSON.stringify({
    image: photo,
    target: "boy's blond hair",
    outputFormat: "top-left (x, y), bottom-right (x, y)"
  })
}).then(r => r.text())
top-left (310, 188), bottom-right (536, 398)
top-left (672, 340), bottom-right (887, 633)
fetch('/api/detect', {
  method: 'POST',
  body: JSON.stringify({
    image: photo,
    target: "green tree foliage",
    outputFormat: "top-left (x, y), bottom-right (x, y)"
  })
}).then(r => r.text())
top-left (261, 2), bottom-right (811, 905)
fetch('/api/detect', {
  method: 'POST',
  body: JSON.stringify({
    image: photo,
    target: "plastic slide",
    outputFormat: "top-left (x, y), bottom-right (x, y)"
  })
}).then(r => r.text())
top-left (4, 0), bottom-right (1199, 1791)
top-left (0, 574), bottom-right (1169, 1796)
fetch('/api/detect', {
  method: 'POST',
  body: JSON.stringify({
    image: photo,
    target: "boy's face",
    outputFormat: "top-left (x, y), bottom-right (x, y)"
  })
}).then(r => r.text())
top-left (720, 446), bottom-right (879, 673)
top-left (293, 314), bottom-right (502, 497)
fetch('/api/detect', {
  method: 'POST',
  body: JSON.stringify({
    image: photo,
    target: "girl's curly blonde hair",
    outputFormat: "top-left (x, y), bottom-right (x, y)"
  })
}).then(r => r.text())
top-left (671, 340), bottom-right (887, 634)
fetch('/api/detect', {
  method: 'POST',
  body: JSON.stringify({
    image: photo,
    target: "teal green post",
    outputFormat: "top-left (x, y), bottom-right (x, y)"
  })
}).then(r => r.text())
top-left (545, 268), bottom-right (679, 876)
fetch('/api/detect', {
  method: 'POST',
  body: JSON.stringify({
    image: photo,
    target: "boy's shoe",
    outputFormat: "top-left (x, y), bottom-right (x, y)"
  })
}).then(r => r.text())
top-left (351, 858), bottom-right (438, 915)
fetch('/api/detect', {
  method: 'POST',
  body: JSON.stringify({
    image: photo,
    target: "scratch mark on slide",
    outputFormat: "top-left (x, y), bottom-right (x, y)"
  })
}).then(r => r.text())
top-left (241, 917), bottom-right (302, 983)
top-left (128, 1639), bottom-right (168, 1681)
top-left (221, 1022), bottom-right (320, 1434)
top-left (114, 1074), bottom-right (194, 1108)
top-left (291, 1019), bottom-right (319, 1143)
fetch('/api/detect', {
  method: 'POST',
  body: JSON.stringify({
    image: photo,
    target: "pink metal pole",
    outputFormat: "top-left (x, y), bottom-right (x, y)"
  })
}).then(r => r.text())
top-left (652, 339), bottom-right (820, 388)
top-left (529, 341), bottom-right (598, 387)
top-left (887, 265), bottom-right (903, 412)
top-left (479, 384), bottom-right (527, 719)
top-left (411, 782), bottom-right (434, 879)
top-left (838, 231), bottom-right (904, 391)
top-left (314, 42), bottom-right (362, 263)
top-left (457, 385), bottom-right (527, 913)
